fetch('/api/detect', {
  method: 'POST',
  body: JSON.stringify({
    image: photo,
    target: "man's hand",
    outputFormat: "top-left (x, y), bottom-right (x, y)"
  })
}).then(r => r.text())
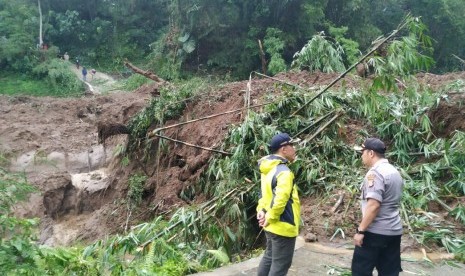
top-left (257, 210), bottom-right (268, 227)
top-left (353, 233), bottom-right (364, 247)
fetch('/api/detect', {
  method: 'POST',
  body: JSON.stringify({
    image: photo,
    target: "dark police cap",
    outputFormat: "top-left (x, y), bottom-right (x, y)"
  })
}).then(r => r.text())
top-left (354, 137), bottom-right (386, 154)
top-left (269, 133), bottom-right (298, 152)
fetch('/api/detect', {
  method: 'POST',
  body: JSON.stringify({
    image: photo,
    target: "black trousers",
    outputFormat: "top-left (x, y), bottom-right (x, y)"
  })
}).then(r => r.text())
top-left (351, 232), bottom-right (402, 276)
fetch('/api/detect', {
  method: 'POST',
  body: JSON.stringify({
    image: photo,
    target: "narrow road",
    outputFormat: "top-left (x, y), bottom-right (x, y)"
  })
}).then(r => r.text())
top-left (69, 64), bottom-right (117, 94)
top-left (193, 237), bottom-right (465, 276)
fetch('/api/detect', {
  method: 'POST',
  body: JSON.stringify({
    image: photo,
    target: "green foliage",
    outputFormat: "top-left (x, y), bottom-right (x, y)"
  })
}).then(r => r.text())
top-left (0, 167), bottom-right (41, 275)
top-left (328, 25), bottom-right (360, 65)
top-left (2, 2), bottom-right (465, 273)
top-left (0, 152), bottom-right (9, 168)
top-left (0, 166), bottom-right (212, 275)
top-left (206, 247), bottom-right (230, 265)
top-left (0, 0), bottom-right (41, 73)
top-left (325, 264), bottom-right (352, 276)
top-left (0, 168), bottom-right (36, 215)
top-left (153, 258), bottom-right (189, 275)
top-left (263, 28), bottom-right (287, 75)
top-left (2, 63), bottom-right (465, 274)
top-left (416, 229), bottom-right (465, 255)
top-left (366, 17), bottom-right (435, 91)
top-left (403, 0), bottom-right (465, 71)
top-left (291, 33), bottom-right (346, 73)
top-left (200, 65), bottom-right (465, 264)
top-left (0, 73), bottom-right (54, 97)
top-left (450, 205), bottom-right (465, 225)
top-left (122, 74), bottom-right (152, 91)
top-left (127, 173), bottom-right (147, 208)
top-left (455, 242), bottom-right (465, 262)
top-left (32, 58), bottom-right (85, 96)
top-left (127, 77), bottom-right (209, 152)
top-left (147, 28), bottom-right (196, 80)
top-left (2, 0), bottom-right (465, 81)
top-left (351, 86), bottom-right (437, 163)
top-left (69, 214), bottom-right (231, 275)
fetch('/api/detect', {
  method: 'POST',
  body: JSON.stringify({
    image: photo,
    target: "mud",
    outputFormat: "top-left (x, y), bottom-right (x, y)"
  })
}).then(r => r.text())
top-left (2, 70), bottom-right (465, 249)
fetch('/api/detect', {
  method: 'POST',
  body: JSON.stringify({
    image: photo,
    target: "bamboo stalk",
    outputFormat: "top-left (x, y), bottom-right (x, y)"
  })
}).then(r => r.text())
top-left (407, 166), bottom-right (451, 175)
top-left (331, 192), bottom-right (345, 213)
top-left (291, 16), bottom-right (412, 116)
top-left (139, 184), bottom-right (253, 248)
top-left (303, 112), bottom-right (343, 143)
top-left (452, 54), bottom-right (465, 66)
top-left (252, 71), bottom-right (304, 90)
top-left (154, 133), bottom-right (231, 155)
top-left (167, 184), bottom-right (256, 243)
top-left (435, 198), bottom-right (453, 212)
top-left (401, 202), bottom-right (413, 232)
top-left (148, 101), bottom-right (274, 138)
top-left (294, 111), bottom-right (334, 138)
top-left (245, 73), bottom-right (252, 118)
top-left (343, 196), bottom-right (353, 218)
top-left (125, 206), bottom-right (132, 232)
top-left (401, 202), bottom-right (423, 246)
top-left (258, 40), bottom-right (267, 75)
top-left (405, 152), bottom-right (444, 156)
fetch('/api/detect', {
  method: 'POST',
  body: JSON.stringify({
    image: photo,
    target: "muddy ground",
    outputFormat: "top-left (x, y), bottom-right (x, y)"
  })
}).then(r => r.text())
top-left (1, 70), bottom-right (465, 250)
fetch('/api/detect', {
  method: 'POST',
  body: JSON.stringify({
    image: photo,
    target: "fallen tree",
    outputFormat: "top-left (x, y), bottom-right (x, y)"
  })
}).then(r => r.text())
top-left (124, 60), bottom-right (166, 84)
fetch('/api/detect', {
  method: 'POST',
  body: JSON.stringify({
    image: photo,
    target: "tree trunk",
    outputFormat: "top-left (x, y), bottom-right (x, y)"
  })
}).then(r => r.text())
top-left (124, 60), bottom-right (166, 83)
top-left (38, 0), bottom-right (43, 47)
top-left (258, 39), bottom-right (267, 75)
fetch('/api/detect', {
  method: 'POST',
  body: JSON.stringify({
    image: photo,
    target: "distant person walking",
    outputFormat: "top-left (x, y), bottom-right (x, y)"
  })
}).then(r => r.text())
top-left (76, 59), bottom-right (80, 69)
top-left (91, 68), bottom-right (96, 79)
top-left (352, 137), bottom-right (404, 276)
top-left (82, 67), bottom-right (88, 82)
top-left (64, 52), bottom-right (69, 61)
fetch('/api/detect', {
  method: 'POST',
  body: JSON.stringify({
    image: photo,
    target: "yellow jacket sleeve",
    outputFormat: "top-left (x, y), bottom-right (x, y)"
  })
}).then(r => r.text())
top-left (257, 194), bottom-right (266, 213)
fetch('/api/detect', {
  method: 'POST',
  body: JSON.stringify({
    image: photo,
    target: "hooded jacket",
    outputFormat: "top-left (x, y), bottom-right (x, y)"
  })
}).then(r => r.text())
top-left (256, 155), bottom-right (301, 237)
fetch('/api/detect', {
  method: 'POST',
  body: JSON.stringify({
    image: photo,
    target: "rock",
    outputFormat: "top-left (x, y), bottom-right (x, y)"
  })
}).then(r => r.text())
top-left (305, 232), bottom-right (318, 242)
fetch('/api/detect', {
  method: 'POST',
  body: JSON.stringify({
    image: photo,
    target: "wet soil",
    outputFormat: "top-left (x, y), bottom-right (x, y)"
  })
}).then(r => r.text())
top-left (1, 70), bottom-right (465, 249)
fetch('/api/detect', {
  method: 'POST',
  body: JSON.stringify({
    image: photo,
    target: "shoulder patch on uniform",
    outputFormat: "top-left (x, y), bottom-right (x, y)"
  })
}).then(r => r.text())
top-left (367, 173), bottom-right (375, 187)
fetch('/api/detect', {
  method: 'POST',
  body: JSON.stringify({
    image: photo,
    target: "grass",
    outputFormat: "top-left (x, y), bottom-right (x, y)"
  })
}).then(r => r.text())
top-left (120, 74), bottom-right (153, 91)
top-left (0, 73), bottom-right (54, 97)
top-left (0, 151), bottom-right (10, 168)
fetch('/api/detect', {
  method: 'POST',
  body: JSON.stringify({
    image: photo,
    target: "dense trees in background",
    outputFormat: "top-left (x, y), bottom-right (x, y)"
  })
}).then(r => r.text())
top-left (1, 0), bottom-right (464, 80)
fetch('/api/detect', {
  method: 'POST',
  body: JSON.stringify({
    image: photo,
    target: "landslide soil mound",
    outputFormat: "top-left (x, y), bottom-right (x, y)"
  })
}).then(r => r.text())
top-left (1, 71), bottom-right (464, 246)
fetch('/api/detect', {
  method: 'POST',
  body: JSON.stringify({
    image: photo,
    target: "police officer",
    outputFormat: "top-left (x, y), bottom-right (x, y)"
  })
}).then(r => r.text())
top-left (352, 137), bottom-right (404, 276)
top-left (256, 132), bottom-right (301, 276)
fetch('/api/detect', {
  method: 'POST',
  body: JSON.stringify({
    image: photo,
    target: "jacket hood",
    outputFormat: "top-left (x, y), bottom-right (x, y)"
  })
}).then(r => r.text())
top-left (258, 155), bottom-right (288, 174)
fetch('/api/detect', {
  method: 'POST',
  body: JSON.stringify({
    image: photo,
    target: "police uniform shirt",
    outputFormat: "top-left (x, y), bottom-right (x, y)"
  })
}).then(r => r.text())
top-left (360, 159), bottom-right (404, 236)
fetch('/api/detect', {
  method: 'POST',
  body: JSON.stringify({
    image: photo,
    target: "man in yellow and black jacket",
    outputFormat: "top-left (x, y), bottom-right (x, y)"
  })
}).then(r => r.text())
top-left (256, 132), bottom-right (301, 276)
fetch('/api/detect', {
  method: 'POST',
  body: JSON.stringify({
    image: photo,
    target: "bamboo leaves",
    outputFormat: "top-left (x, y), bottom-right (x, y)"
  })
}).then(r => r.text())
top-left (292, 33), bottom-right (346, 73)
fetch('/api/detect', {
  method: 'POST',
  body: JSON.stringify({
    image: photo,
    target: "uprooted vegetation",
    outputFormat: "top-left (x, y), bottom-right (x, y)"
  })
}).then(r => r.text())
top-left (2, 70), bottom-right (465, 274)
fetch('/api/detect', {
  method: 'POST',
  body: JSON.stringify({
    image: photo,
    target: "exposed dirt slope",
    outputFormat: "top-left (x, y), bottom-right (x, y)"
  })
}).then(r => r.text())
top-left (1, 71), bottom-right (464, 246)
top-left (1, 89), bottom-right (150, 244)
